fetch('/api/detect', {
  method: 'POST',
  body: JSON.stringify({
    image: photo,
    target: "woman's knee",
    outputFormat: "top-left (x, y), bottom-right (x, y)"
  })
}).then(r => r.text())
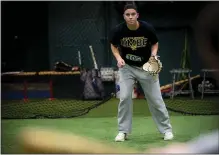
top-left (149, 97), bottom-right (166, 108)
top-left (120, 92), bottom-right (132, 101)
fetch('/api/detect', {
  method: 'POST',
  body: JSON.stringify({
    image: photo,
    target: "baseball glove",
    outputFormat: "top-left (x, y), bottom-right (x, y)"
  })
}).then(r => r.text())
top-left (54, 61), bottom-right (79, 72)
top-left (142, 55), bottom-right (163, 76)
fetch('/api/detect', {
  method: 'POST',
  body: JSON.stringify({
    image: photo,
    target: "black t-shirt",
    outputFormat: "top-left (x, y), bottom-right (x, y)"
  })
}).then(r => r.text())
top-left (109, 20), bottom-right (158, 67)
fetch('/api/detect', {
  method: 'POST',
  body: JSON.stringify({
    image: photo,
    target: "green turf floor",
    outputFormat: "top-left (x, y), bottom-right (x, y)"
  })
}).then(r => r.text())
top-left (1, 98), bottom-right (219, 153)
top-left (1, 116), bottom-right (219, 153)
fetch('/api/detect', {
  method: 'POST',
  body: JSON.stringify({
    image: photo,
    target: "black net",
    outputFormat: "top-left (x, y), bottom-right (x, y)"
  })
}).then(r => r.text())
top-left (49, 1), bottom-right (108, 69)
top-left (164, 97), bottom-right (219, 115)
top-left (2, 71), bottom-right (219, 119)
top-left (160, 70), bottom-right (219, 115)
top-left (1, 99), bottom-right (111, 119)
top-left (1, 71), bottom-right (114, 119)
top-left (137, 74), bottom-right (219, 116)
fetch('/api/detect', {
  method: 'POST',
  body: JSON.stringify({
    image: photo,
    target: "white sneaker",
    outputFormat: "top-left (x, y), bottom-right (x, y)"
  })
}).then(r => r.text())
top-left (164, 131), bottom-right (174, 140)
top-left (115, 132), bottom-right (127, 142)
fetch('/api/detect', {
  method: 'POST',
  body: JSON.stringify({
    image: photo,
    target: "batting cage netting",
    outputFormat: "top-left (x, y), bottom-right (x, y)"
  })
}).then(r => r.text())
top-left (1, 70), bottom-right (114, 119)
top-left (1, 70), bottom-right (219, 119)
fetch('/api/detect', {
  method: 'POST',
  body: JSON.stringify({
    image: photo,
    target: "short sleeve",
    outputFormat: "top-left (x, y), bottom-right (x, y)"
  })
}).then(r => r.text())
top-left (109, 26), bottom-right (120, 46)
top-left (148, 24), bottom-right (158, 45)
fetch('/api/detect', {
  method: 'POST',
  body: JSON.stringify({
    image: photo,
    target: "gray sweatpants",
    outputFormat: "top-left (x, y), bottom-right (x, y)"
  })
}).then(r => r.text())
top-left (118, 64), bottom-right (172, 134)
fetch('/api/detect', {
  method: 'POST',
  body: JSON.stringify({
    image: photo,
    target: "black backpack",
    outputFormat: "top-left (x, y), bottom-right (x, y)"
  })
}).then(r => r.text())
top-left (80, 69), bottom-right (105, 100)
